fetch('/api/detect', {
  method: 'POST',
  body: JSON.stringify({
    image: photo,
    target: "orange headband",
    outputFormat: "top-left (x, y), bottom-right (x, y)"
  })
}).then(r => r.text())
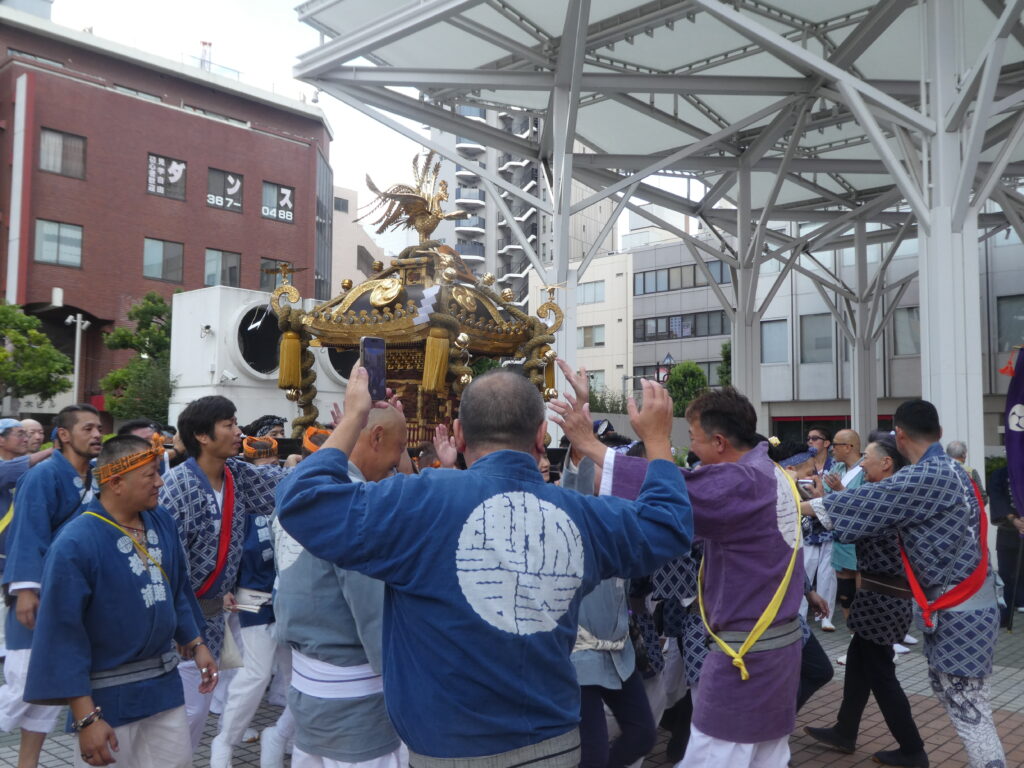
top-left (303, 426), bottom-right (332, 453)
top-left (96, 434), bottom-right (165, 485)
top-left (243, 436), bottom-right (278, 460)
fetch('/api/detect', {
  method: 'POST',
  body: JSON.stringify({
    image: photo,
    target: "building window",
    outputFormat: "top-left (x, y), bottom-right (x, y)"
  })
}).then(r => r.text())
top-left (204, 249), bottom-right (241, 287)
top-left (112, 84), bottom-right (162, 102)
top-left (147, 153), bottom-right (187, 200)
top-left (207, 169), bottom-right (243, 212)
top-left (633, 262), bottom-right (729, 295)
top-left (997, 294), bottom-right (1024, 352)
top-left (34, 219), bottom-right (82, 267)
top-left (633, 311), bottom-right (730, 342)
top-left (260, 258), bottom-right (288, 292)
top-left (39, 129), bottom-right (85, 178)
top-left (262, 181), bottom-right (295, 223)
top-left (761, 319), bottom-right (788, 364)
top-left (893, 306), bottom-right (920, 356)
top-left (334, 197), bottom-right (349, 213)
top-left (588, 370), bottom-right (606, 390)
top-left (577, 325), bottom-right (605, 348)
top-left (578, 280), bottom-right (605, 304)
top-left (143, 237), bottom-right (183, 282)
top-left (800, 313), bottom-right (833, 363)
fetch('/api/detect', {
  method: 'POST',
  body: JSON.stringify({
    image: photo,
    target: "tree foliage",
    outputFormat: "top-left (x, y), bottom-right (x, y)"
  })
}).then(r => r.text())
top-left (665, 361), bottom-right (708, 417)
top-left (0, 303), bottom-right (73, 403)
top-left (589, 387), bottom-right (629, 415)
top-left (717, 340), bottom-right (732, 386)
top-left (100, 292), bottom-right (175, 422)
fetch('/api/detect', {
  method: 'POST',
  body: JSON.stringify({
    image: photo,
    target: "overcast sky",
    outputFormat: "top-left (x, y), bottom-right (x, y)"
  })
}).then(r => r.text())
top-left (51, 0), bottom-right (425, 209)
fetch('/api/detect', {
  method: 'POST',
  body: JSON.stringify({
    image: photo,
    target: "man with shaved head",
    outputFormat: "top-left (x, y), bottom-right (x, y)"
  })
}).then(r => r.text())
top-left (18, 421), bottom-right (44, 455)
top-left (823, 429), bottom-right (866, 629)
top-left (276, 366), bottom-right (692, 768)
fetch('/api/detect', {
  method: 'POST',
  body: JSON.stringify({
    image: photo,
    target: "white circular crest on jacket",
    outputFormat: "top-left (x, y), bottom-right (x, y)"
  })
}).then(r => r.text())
top-left (456, 491), bottom-right (584, 635)
top-left (1009, 403), bottom-right (1024, 432)
top-left (271, 517), bottom-right (304, 574)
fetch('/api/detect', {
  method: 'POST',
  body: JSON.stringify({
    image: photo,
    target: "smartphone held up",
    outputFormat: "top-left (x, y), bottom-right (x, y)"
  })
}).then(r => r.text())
top-left (359, 336), bottom-right (388, 401)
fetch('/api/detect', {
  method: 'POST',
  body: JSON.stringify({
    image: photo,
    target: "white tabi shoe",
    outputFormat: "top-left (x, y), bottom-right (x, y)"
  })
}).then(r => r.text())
top-left (893, 643), bottom-right (910, 654)
top-left (821, 617), bottom-right (836, 631)
top-left (835, 654), bottom-right (847, 666)
top-left (242, 727), bottom-right (260, 743)
top-left (261, 725), bottom-right (287, 768)
top-left (902, 633), bottom-right (918, 645)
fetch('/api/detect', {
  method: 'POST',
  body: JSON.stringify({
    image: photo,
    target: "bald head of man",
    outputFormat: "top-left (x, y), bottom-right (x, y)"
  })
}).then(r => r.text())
top-left (349, 406), bottom-right (409, 482)
top-left (20, 418), bottom-right (44, 453)
top-left (831, 428), bottom-right (862, 467)
top-left (453, 369), bottom-right (547, 465)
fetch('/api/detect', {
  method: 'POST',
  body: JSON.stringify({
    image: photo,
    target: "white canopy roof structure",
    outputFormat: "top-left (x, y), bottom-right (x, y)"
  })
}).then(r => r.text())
top-left (294, 0), bottom-right (1024, 453)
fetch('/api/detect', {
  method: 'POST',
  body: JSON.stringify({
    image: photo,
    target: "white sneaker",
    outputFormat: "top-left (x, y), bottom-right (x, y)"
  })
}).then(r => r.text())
top-left (261, 725), bottom-right (287, 768)
top-left (893, 643), bottom-right (910, 654)
top-left (902, 633), bottom-right (918, 645)
top-left (242, 727), bottom-right (260, 743)
top-left (836, 654), bottom-right (847, 666)
top-left (209, 736), bottom-right (232, 768)
top-left (821, 617), bottom-right (836, 631)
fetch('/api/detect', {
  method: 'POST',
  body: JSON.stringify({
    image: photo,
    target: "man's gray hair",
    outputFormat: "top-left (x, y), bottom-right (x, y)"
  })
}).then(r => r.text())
top-left (945, 440), bottom-right (968, 460)
top-left (457, 369), bottom-right (545, 452)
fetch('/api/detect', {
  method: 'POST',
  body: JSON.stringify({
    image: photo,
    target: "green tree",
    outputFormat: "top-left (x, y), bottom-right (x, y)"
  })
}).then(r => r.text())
top-left (0, 303), bottom-right (73, 405)
top-left (665, 360), bottom-right (708, 417)
top-left (717, 340), bottom-right (732, 386)
top-left (589, 387), bottom-right (628, 415)
top-left (100, 292), bottom-right (175, 422)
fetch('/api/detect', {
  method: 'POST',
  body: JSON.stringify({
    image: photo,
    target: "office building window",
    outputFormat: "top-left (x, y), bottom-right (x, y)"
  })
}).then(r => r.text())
top-left (997, 294), bottom-right (1024, 351)
top-left (143, 237), bottom-right (183, 282)
top-left (147, 153), bottom-right (187, 200)
top-left (207, 169), bottom-right (243, 212)
top-left (262, 181), bottom-right (295, 222)
top-left (578, 280), bottom-right (605, 304)
top-left (633, 262), bottom-right (729, 295)
top-left (334, 197), bottom-right (349, 213)
top-left (893, 306), bottom-right (921, 356)
top-left (633, 310), bottom-right (730, 342)
top-left (39, 129), bottom-right (85, 178)
top-left (34, 219), bottom-right (82, 267)
top-left (761, 319), bottom-right (788, 363)
top-left (577, 325), bottom-right (605, 348)
top-left (800, 314), bottom-right (833, 363)
top-left (260, 258), bottom-right (288, 292)
top-left (588, 370), bottom-right (606, 390)
top-left (204, 249), bottom-right (241, 287)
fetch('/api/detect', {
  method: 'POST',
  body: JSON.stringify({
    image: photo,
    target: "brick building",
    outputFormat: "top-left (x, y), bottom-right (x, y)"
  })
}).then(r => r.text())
top-left (0, 6), bottom-right (332, 417)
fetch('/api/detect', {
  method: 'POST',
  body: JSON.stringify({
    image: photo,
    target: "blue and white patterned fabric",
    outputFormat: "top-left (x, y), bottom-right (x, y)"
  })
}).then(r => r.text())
top-left (816, 442), bottom-right (999, 678)
top-left (159, 457), bottom-right (287, 658)
top-left (848, 531), bottom-right (912, 646)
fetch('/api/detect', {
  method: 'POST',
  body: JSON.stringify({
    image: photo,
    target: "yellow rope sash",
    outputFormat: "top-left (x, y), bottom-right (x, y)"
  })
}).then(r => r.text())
top-left (0, 505), bottom-right (13, 535)
top-left (697, 464), bottom-right (803, 681)
top-left (84, 511), bottom-right (169, 585)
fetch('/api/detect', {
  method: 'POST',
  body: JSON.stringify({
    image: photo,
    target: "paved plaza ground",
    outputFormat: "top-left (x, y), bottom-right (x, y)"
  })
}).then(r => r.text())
top-left (1, 611), bottom-right (1022, 767)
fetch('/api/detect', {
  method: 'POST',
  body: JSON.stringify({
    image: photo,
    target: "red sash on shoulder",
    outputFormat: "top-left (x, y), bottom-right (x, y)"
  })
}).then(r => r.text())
top-left (899, 478), bottom-right (988, 627)
top-left (195, 466), bottom-right (235, 599)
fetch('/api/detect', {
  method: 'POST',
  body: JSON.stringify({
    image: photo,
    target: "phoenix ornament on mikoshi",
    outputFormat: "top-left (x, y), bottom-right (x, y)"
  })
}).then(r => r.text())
top-left (360, 151), bottom-right (466, 244)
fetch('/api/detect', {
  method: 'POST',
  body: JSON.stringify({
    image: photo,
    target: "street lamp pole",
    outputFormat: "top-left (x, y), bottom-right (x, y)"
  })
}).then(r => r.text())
top-left (65, 313), bottom-right (91, 402)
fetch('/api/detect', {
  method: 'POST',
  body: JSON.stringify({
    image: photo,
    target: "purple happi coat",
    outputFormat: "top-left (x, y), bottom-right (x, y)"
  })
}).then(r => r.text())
top-left (606, 442), bottom-right (804, 743)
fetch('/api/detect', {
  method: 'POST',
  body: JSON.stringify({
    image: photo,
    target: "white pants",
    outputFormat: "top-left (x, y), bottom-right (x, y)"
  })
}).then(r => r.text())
top-left (179, 659), bottom-right (213, 752)
top-left (677, 724), bottom-right (789, 768)
top-left (0, 599), bottom-right (7, 656)
top-left (0, 648), bottom-right (61, 733)
top-left (800, 541), bottom-right (836, 618)
top-left (292, 744), bottom-right (407, 768)
top-left (73, 706), bottom-right (191, 768)
top-left (214, 623), bottom-right (291, 747)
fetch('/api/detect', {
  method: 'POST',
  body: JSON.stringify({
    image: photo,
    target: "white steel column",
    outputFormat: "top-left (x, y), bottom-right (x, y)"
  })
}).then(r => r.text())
top-left (919, 0), bottom-right (985, 456)
top-left (731, 159), bottom-right (765, 430)
top-left (850, 221), bottom-right (878, 438)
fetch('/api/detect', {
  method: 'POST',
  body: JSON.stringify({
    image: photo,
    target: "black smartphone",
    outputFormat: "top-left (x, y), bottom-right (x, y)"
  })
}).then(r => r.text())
top-left (276, 438), bottom-right (302, 458)
top-left (359, 336), bottom-right (387, 401)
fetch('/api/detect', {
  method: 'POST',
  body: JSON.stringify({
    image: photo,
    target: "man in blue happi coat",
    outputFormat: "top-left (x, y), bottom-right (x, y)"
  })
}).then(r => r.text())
top-left (0, 404), bottom-right (103, 768)
top-left (25, 435), bottom-right (217, 767)
top-left (276, 366), bottom-right (692, 768)
top-left (804, 400), bottom-right (1004, 768)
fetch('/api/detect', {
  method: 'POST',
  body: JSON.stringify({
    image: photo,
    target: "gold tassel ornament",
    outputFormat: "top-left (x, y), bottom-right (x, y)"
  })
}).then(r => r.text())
top-left (278, 330), bottom-right (302, 389)
top-left (422, 327), bottom-right (449, 393)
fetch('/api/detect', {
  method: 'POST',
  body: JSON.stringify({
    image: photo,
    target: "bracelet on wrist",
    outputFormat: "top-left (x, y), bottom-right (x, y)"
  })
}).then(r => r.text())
top-left (73, 706), bottom-right (103, 732)
top-left (190, 639), bottom-right (205, 652)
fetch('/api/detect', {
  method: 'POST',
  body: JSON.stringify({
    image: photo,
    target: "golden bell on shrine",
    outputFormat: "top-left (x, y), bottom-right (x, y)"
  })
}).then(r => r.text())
top-left (441, 267), bottom-right (457, 282)
top-left (543, 387), bottom-right (558, 400)
top-left (543, 348), bottom-right (557, 363)
top-left (500, 288), bottom-right (514, 301)
top-left (454, 333), bottom-right (470, 349)
top-left (460, 373), bottom-right (473, 386)
top-left (341, 278), bottom-right (353, 291)
top-left (481, 272), bottom-right (496, 286)
top-left (371, 260), bottom-right (384, 273)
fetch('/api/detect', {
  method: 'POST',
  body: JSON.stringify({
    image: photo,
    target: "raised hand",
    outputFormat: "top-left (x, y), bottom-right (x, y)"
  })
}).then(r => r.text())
top-left (556, 358), bottom-right (590, 407)
top-left (627, 379), bottom-right (674, 462)
top-left (433, 424), bottom-right (459, 468)
top-left (548, 392), bottom-right (604, 466)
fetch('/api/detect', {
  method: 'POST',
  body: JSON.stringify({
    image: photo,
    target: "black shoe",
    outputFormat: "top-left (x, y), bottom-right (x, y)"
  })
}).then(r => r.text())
top-left (803, 726), bottom-right (856, 754)
top-left (872, 749), bottom-right (929, 767)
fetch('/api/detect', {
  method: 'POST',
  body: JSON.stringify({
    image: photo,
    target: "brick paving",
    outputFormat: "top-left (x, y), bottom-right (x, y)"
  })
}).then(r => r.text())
top-left (2, 612), bottom-right (1023, 766)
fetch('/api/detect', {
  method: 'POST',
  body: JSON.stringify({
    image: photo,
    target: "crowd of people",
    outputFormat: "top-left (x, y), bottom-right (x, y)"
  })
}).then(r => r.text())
top-left (0, 358), bottom-right (1013, 768)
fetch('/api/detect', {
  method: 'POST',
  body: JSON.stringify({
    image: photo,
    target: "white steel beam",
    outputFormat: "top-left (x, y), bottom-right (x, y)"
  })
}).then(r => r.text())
top-left (578, 183), bottom-right (636, 281)
top-left (971, 110), bottom-right (1024, 216)
top-left (691, 0), bottom-right (935, 134)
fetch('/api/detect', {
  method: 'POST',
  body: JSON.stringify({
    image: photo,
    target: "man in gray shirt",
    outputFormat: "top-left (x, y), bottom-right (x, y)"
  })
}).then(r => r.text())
top-left (273, 406), bottom-right (407, 768)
